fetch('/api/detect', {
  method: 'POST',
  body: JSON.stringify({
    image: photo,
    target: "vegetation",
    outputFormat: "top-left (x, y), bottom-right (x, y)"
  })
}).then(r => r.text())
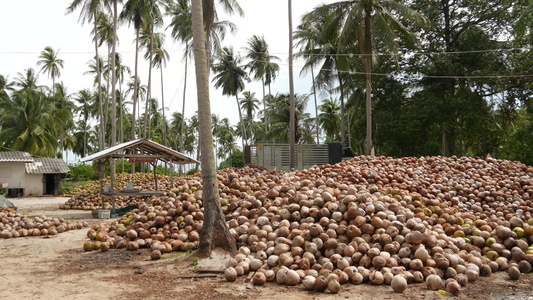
top-left (1, 0), bottom-right (533, 166)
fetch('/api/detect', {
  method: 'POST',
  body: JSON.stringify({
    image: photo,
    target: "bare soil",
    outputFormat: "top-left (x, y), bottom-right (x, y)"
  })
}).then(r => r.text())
top-left (1, 197), bottom-right (532, 300)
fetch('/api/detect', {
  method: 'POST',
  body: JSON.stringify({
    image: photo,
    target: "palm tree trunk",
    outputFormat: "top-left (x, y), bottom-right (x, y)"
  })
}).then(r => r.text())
top-left (311, 68), bottom-right (319, 144)
top-left (337, 70), bottom-right (346, 146)
top-left (144, 27), bottom-right (154, 140)
top-left (191, 0), bottom-right (236, 258)
top-left (131, 28), bottom-right (140, 174)
top-left (262, 77), bottom-right (267, 136)
top-left (110, 0), bottom-right (118, 188)
top-left (236, 94), bottom-right (247, 150)
top-left (288, 0), bottom-right (296, 170)
top-left (160, 67), bottom-right (166, 147)
top-left (104, 45), bottom-right (111, 147)
top-left (364, 5), bottom-right (373, 156)
top-left (94, 14), bottom-right (104, 151)
top-left (179, 58), bottom-right (188, 176)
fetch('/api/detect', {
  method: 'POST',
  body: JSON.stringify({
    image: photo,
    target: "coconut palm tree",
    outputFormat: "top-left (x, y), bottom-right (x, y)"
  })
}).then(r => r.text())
top-left (120, 0), bottom-right (159, 148)
top-left (295, 9), bottom-right (349, 147)
top-left (266, 93), bottom-right (310, 143)
top-left (294, 18), bottom-right (323, 144)
top-left (191, 0), bottom-right (235, 256)
top-left (37, 47), bottom-right (64, 95)
top-left (14, 68), bottom-right (41, 91)
top-left (239, 91), bottom-right (259, 143)
top-left (319, 98), bottom-right (341, 142)
top-left (314, 1), bottom-right (428, 154)
top-left (0, 75), bottom-right (15, 101)
top-left (67, 0), bottom-right (107, 151)
top-left (151, 32), bottom-right (169, 146)
top-left (0, 89), bottom-right (60, 157)
top-left (243, 35), bottom-right (280, 135)
top-left (211, 46), bottom-right (250, 150)
top-left (74, 89), bottom-right (94, 157)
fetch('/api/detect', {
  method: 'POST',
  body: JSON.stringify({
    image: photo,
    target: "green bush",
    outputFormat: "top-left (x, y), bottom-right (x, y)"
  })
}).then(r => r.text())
top-left (68, 164), bottom-right (99, 181)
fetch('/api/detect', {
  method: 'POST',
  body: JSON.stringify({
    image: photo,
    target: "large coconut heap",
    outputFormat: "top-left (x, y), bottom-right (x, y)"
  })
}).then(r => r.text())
top-left (61, 172), bottom-right (188, 210)
top-left (82, 155), bottom-right (533, 295)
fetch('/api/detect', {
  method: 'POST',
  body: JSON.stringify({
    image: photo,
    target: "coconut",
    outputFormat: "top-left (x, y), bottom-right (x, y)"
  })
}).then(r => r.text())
top-left (225, 267), bottom-right (238, 282)
top-left (391, 275), bottom-right (408, 293)
top-left (253, 272), bottom-right (267, 286)
top-left (426, 274), bottom-right (443, 290)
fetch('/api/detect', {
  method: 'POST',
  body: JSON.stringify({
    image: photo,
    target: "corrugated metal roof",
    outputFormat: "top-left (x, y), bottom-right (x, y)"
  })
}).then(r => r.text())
top-left (78, 138), bottom-right (199, 165)
top-left (26, 157), bottom-right (70, 174)
top-left (0, 151), bottom-right (34, 163)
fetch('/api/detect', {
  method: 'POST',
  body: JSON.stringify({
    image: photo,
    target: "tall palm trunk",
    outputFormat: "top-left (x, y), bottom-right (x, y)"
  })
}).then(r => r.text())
top-left (144, 27), bottom-right (154, 140)
top-left (131, 28), bottom-right (140, 174)
top-left (160, 67), bottom-right (166, 146)
top-left (236, 94), bottom-right (247, 150)
top-left (179, 58), bottom-right (188, 176)
top-left (105, 45), bottom-right (111, 146)
top-left (288, 0), bottom-right (296, 170)
top-left (261, 77), bottom-right (267, 136)
top-left (94, 14), bottom-right (104, 151)
top-left (110, 0), bottom-right (118, 186)
top-left (364, 4), bottom-right (373, 156)
top-left (191, 0), bottom-right (236, 257)
top-left (311, 68), bottom-right (319, 144)
top-left (337, 70), bottom-right (346, 146)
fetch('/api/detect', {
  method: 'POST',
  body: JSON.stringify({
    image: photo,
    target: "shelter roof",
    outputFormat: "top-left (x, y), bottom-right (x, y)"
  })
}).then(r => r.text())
top-left (26, 157), bottom-right (70, 174)
top-left (77, 139), bottom-right (198, 165)
top-left (0, 151), bottom-right (34, 163)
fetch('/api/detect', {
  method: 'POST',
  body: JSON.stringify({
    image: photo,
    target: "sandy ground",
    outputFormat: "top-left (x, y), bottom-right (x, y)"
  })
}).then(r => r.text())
top-left (0, 197), bottom-right (532, 300)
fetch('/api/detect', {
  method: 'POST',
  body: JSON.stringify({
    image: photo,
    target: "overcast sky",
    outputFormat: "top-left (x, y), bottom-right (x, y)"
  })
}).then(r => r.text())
top-left (0, 0), bottom-right (335, 138)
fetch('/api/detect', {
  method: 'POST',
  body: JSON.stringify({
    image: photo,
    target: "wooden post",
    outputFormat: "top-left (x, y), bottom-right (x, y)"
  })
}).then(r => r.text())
top-left (112, 195), bottom-right (116, 217)
top-left (99, 159), bottom-right (105, 209)
top-left (170, 158), bottom-right (174, 189)
top-left (153, 162), bottom-right (158, 191)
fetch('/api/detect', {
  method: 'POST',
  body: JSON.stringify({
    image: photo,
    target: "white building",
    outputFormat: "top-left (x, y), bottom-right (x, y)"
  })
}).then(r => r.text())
top-left (0, 152), bottom-right (70, 197)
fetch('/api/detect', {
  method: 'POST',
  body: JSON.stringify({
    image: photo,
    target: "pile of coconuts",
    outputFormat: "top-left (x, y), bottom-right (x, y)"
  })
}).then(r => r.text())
top-left (61, 172), bottom-right (187, 210)
top-left (82, 155), bottom-right (533, 295)
top-left (0, 212), bottom-right (90, 238)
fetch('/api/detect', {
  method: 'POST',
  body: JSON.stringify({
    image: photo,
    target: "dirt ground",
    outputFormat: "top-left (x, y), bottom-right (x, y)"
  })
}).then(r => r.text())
top-left (1, 197), bottom-right (533, 300)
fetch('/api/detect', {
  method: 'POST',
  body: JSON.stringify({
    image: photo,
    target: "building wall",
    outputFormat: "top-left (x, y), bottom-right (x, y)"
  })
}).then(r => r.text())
top-left (25, 173), bottom-right (44, 196)
top-left (0, 162), bottom-right (27, 190)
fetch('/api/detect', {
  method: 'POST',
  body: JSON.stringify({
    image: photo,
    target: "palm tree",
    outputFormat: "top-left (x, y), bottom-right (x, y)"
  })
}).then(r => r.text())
top-left (316, 1), bottom-right (428, 154)
top-left (266, 93), bottom-right (310, 143)
top-left (217, 117), bottom-right (237, 167)
top-left (151, 32), bottom-right (169, 146)
top-left (211, 46), bottom-right (250, 150)
top-left (294, 18), bottom-right (322, 144)
top-left (239, 91), bottom-right (259, 143)
top-left (14, 68), bottom-right (40, 91)
top-left (191, 0), bottom-right (236, 257)
top-left (67, 0), bottom-right (106, 151)
top-left (120, 0), bottom-right (157, 151)
top-left (0, 75), bottom-right (15, 100)
top-left (295, 9), bottom-right (349, 147)
top-left (0, 89), bottom-right (60, 157)
top-left (139, 2), bottom-right (163, 140)
top-left (243, 35), bottom-right (280, 135)
top-left (37, 47), bottom-right (64, 95)
top-left (74, 89), bottom-right (94, 157)
top-left (319, 98), bottom-right (341, 142)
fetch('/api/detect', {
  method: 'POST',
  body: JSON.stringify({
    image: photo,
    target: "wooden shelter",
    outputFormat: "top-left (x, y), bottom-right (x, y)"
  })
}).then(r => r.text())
top-left (78, 139), bottom-right (199, 215)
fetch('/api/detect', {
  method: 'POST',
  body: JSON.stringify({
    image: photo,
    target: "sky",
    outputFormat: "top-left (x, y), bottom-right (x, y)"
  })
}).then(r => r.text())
top-left (0, 0), bottom-right (336, 142)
